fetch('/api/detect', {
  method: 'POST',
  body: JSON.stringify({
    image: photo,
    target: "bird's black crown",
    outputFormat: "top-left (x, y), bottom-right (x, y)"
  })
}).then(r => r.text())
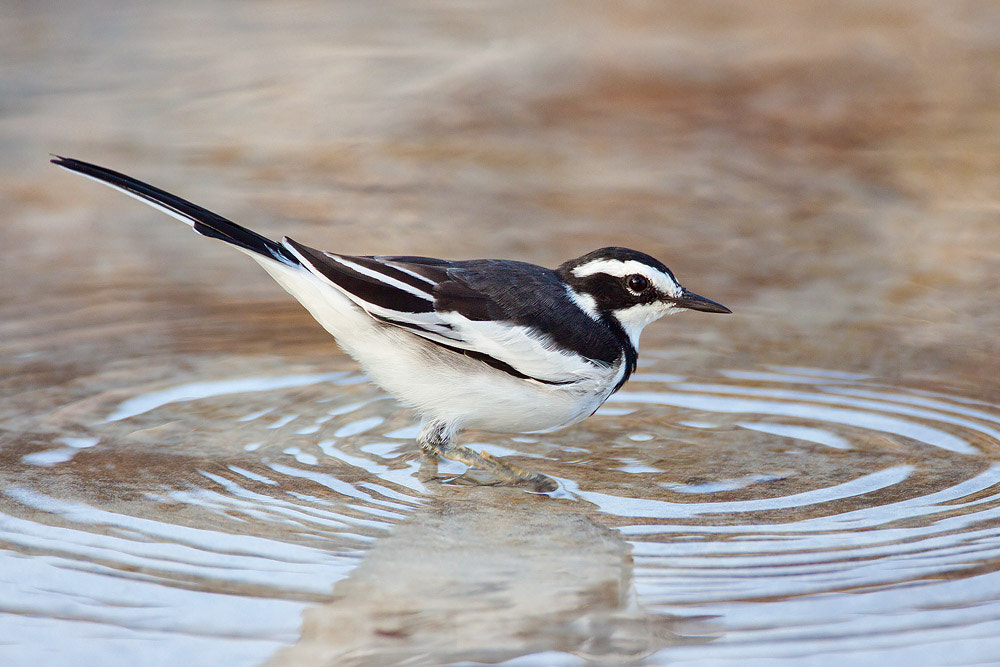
top-left (558, 247), bottom-right (675, 280)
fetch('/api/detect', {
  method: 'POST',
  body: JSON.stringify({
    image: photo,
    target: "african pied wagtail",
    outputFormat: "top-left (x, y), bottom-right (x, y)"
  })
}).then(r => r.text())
top-left (52, 157), bottom-right (730, 492)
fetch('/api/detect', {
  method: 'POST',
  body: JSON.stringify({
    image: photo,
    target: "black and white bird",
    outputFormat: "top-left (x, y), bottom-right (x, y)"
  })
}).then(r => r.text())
top-left (52, 157), bottom-right (730, 492)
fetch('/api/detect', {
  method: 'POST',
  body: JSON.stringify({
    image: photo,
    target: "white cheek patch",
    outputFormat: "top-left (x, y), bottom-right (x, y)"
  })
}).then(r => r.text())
top-left (571, 259), bottom-right (681, 298)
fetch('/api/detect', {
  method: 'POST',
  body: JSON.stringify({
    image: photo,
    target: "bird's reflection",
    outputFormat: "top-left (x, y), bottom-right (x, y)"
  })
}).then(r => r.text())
top-left (271, 486), bottom-right (718, 665)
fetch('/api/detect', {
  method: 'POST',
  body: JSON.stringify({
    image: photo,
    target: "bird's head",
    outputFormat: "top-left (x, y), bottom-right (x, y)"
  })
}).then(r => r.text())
top-left (558, 247), bottom-right (730, 347)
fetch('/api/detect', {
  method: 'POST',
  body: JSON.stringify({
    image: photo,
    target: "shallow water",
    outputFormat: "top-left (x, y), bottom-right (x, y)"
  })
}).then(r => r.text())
top-left (4, 1), bottom-right (1000, 665)
top-left (5, 357), bottom-right (1000, 664)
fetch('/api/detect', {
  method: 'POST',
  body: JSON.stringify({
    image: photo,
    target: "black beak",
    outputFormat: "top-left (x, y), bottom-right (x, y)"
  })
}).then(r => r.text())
top-left (670, 288), bottom-right (731, 314)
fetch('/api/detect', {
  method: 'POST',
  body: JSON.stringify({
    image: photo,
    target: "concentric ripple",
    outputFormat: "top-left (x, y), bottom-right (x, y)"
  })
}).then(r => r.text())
top-left (4, 360), bottom-right (1000, 664)
top-left (569, 365), bottom-right (1000, 664)
top-left (0, 362), bottom-right (430, 666)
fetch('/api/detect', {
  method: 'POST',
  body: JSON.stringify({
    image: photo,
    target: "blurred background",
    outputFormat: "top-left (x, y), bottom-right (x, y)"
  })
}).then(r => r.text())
top-left (4, 0), bottom-right (999, 384)
top-left (3, 1), bottom-right (1000, 665)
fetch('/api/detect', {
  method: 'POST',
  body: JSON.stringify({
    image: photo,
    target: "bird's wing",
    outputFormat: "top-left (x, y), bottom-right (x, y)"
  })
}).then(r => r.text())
top-left (281, 239), bottom-right (612, 384)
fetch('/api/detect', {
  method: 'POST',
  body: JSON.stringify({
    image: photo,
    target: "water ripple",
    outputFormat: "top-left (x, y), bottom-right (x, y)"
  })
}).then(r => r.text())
top-left (573, 368), bottom-right (1000, 664)
top-left (6, 362), bottom-right (1000, 664)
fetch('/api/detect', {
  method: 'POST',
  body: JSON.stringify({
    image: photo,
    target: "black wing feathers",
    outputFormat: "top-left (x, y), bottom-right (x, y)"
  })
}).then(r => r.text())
top-left (283, 239), bottom-right (434, 314)
top-left (433, 280), bottom-right (494, 320)
top-left (442, 261), bottom-right (623, 365)
top-left (347, 255), bottom-right (438, 293)
top-left (278, 246), bottom-right (625, 366)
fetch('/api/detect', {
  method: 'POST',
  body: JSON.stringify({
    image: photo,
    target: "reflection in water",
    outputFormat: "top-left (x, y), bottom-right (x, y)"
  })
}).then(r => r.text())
top-left (614, 385), bottom-right (980, 454)
top-left (104, 373), bottom-right (348, 423)
top-left (603, 369), bottom-right (1000, 664)
top-left (272, 494), bottom-right (714, 665)
top-left (0, 486), bottom-right (366, 665)
top-left (569, 466), bottom-right (916, 519)
top-left (5, 361), bottom-right (1000, 663)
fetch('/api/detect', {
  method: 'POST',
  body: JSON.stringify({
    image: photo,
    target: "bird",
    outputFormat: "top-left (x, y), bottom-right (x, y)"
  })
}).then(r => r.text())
top-left (51, 156), bottom-right (731, 492)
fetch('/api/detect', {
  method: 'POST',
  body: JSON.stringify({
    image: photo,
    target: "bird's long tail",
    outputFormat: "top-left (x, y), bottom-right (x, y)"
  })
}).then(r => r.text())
top-left (50, 156), bottom-right (300, 267)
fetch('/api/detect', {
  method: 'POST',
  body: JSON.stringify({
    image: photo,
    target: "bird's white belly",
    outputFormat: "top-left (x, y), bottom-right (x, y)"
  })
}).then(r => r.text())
top-left (354, 327), bottom-right (620, 433)
top-left (259, 259), bottom-right (621, 433)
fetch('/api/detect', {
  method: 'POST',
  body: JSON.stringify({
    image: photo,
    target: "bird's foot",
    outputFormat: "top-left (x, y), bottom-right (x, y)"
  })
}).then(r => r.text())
top-left (421, 441), bottom-right (557, 493)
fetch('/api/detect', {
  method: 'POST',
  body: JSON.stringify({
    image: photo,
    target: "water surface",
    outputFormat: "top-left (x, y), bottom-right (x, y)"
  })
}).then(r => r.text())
top-left (3, 1), bottom-right (1000, 664)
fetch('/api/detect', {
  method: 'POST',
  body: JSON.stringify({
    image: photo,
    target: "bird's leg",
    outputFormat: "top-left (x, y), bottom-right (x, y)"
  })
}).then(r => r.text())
top-left (418, 420), bottom-right (557, 493)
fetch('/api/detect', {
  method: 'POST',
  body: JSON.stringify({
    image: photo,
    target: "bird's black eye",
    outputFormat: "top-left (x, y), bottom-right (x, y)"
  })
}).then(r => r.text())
top-left (626, 274), bottom-right (649, 293)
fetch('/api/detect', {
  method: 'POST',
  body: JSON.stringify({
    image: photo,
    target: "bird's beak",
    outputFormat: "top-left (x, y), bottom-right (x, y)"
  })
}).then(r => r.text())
top-left (669, 288), bottom-right (732, 314)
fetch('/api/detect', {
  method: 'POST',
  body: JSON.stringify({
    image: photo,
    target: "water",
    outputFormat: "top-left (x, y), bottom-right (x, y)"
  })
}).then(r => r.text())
top-left (4, 0), bottom-right (1000, 664)
top-left (601, 371), bottom-right (1000, 663)
top-left (4, 358), bottom-right (1000, 664)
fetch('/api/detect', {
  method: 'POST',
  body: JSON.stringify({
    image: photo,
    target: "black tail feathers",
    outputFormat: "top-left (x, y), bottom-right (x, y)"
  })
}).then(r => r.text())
top-left (50, 156), bottom-right (299, 266)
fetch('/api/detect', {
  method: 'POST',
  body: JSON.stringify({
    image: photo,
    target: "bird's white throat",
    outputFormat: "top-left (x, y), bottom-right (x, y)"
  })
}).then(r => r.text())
top-left (613, 301), bottom-right (674, 348)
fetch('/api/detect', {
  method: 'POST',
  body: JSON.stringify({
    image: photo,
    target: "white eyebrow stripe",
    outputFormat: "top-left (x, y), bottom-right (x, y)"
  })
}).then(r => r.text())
top-left (570, 259), bottom-right (681, 297)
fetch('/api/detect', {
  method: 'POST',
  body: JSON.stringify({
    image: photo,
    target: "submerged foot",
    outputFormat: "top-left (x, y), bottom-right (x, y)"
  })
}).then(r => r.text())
top-left (421, 441), bottom-right (557, 493)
